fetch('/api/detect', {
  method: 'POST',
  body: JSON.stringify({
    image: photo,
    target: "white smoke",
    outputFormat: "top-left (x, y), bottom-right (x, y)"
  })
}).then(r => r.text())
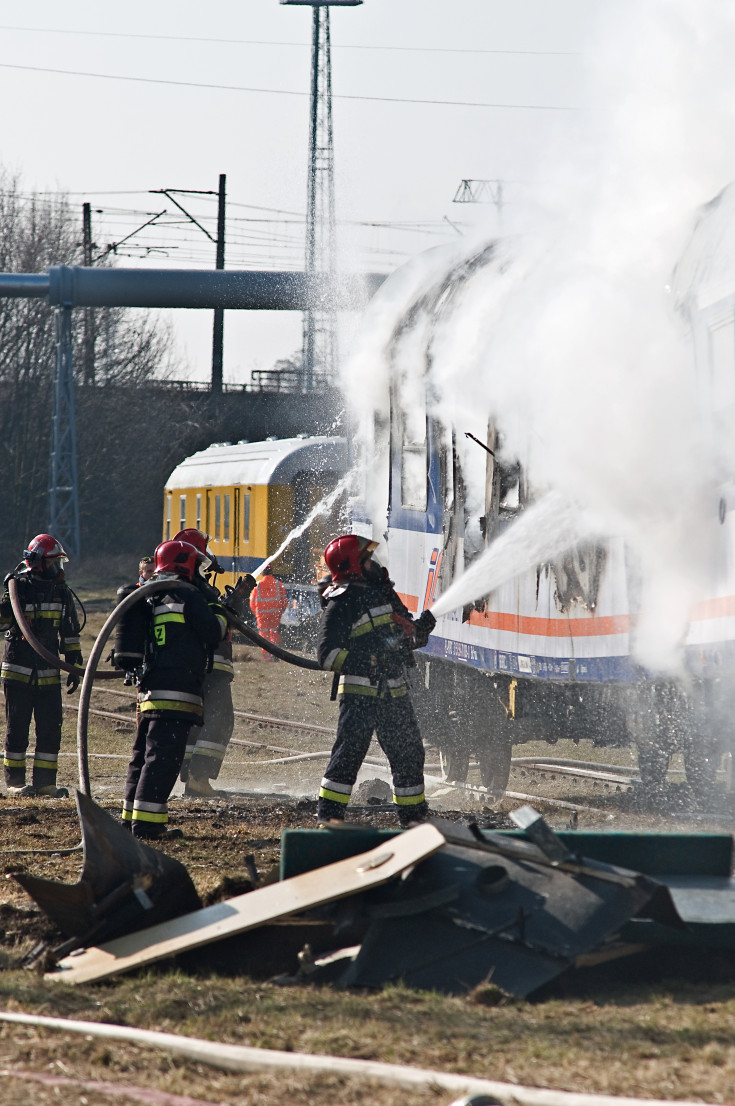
top-left (341, 0), bottom-right (735, 674)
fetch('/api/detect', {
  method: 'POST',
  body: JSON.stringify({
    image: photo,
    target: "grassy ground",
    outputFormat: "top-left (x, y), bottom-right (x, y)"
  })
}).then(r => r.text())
top-left (1, 587), bottom-right (735, 1104)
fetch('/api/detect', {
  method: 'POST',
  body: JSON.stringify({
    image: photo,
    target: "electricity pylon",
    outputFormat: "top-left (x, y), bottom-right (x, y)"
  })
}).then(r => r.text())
top-left (282, 0), bottom-right (362, 391)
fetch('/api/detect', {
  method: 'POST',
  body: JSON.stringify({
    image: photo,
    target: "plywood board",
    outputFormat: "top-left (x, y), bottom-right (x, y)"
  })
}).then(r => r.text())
top-left (47, 823), bottom-right (445, 984)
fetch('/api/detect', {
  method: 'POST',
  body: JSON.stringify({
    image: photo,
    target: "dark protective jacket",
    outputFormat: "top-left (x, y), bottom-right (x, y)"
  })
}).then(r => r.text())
top-left (196, 575), bottom-right (235, 680)
top-left (113, 582), bottom-right (148, 673)
top-left (0, 570), bottom-right (82, 687)
top-left (138, 577), bottom-right (226, 723)
top-left (317, 576), bottom-right (417, 699)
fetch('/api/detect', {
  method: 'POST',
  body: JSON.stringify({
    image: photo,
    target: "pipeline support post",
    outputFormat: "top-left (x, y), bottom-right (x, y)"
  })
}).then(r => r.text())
top-left (211, 173), bottom-right (226, 396)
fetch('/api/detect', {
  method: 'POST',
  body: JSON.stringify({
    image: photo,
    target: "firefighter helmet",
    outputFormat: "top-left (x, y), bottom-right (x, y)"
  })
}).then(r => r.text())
top-left (173, 529), bottom-right (222, 573)
top-left (23, 534), bottom-right (68, 572)
top-left (323, 535), bottom-right (378, 584)
top-left (153, 540), bottom-right (207, 581)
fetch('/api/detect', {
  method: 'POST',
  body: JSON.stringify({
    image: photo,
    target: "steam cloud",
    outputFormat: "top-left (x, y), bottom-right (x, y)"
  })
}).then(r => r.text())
top-left (342, 0), bottom-right (735, 673)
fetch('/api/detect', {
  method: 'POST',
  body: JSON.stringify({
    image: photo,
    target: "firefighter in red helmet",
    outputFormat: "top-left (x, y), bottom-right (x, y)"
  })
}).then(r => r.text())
top-left (172, 528), bottom-right (255, 797)
top-left (121, 539), bottom-right (226, 839)
top-left (0, 534), bottom-right (83, 797)
top-left (316, 534), bottom-right (436, 826)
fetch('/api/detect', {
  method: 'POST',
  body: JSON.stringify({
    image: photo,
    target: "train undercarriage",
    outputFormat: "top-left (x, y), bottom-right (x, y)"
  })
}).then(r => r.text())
top-left (412, 654), bottom-right (730, 805)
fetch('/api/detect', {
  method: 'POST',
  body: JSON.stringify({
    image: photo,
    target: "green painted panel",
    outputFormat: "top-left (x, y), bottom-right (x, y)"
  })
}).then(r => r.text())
top-left (280, 827), bottom-right (733, 881)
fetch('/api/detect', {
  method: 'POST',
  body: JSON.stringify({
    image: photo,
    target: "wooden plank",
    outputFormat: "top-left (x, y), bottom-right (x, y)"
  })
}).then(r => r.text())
top-left (47, 823), bottom-right (445, 984)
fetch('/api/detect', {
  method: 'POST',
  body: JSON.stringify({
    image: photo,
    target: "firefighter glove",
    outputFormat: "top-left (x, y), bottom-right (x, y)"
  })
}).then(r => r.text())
top-left (412, 609), bottom-right (436, 648)
top-left (222, 576), bottom-right (253, 617)
top-left (66, 672), bottom-right (80, 694)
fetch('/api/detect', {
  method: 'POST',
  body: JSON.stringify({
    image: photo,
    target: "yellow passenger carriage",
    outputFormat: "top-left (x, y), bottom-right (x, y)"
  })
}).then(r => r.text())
top-left (163, 436), bottom-right (348, 590)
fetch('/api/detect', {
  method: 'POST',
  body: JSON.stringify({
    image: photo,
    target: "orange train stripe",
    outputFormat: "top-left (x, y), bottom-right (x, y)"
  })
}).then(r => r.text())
top-left (468, 609), bottom-right (631, 637)
top-left (691, 594), bottom-right (735, 620)
top-left (397, 591), bottom-right (735, 640)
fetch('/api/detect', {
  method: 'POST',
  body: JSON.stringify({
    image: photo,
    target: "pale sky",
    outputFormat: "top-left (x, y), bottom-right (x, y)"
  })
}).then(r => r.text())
top-left (0, 1), bottom-right (591, 383)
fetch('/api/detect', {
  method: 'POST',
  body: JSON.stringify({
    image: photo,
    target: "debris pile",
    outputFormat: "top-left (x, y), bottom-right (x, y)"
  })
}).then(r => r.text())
top-left (15, 794), bottom-right (735, 997)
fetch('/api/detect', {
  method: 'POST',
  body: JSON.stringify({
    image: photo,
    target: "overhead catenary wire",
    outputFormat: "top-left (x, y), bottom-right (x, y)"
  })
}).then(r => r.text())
top-left (0, 61), bottom-right (575, 111)
top-left (0, 25), bottom-right (579, 57)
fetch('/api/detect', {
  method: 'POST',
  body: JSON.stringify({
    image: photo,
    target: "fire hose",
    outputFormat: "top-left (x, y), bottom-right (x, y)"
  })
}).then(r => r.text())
top-left (8, 577), bottom-right (120, 681)
top-left (76, 579), bottom-right (321, 794)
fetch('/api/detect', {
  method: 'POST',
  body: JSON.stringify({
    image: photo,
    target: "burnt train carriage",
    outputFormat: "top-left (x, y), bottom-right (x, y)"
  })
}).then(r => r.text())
top-left (163, 436), bottom-right (347, 589)
top-left (350, 208), bottom-right (735, 800)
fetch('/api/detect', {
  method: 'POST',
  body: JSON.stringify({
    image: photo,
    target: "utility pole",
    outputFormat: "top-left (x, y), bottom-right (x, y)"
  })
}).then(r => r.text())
top-left (82, 202), bottom-right (95, 384)
top-left (282, 0), bottom-right (362, 392)
top-left (150, 178), bottom-right (226, 394)
top-left (211, 174), bottom-right (226, 395)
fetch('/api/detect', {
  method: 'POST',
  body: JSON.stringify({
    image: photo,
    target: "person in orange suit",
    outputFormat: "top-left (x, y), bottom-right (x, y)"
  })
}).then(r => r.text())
top-left (249, 564), bottom-right (288, 661)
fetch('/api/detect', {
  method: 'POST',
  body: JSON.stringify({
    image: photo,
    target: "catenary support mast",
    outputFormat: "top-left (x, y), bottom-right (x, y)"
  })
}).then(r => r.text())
top-left (282, 0), bottom-right (363, 392)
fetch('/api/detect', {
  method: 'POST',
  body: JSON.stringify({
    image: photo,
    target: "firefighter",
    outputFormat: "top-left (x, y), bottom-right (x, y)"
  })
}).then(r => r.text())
top-left (173, 528), bottom-right (255, 797)
top-left (0, 534), bottom-right (83, 798)
top-left (316, 534), bottom-right (436, 826)
top-left (249, 563), bottom-right (289, 661)
top-left (121, 539), bottom-right (226, 839)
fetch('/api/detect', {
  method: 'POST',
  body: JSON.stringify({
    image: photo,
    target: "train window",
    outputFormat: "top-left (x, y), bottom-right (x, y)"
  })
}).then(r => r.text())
top-left (401, 405), bottom-right (427, 511)
top-left (214, 494), bottom-right (221, 541)
top-left (224, 494), bottom-right (230, 542)
top-left (242, 492), bottom-right (251, 543)
top-left (165, 494), bottom-right (171, 540)
top-left (179, 495), bottom-right (186, 531)
top-left (709, 318), bottom-right (735, 410)
top-left (196, 494), bottom-right (202, 532)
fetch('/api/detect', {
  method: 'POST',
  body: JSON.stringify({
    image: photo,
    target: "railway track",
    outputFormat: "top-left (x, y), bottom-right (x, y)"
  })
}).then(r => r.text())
top-left (80, 687), bottom-right (641, 813)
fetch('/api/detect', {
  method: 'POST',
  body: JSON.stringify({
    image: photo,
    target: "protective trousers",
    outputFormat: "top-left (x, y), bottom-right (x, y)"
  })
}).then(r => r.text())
top-left (317, 693), bottom-right (427, 825)
top-left (256, 624), bottom-right (281, 660)
top-left (180, 671), bottom-right (234, 783)
top-left (3, 681), bottom-right (63, 789)
top-left (122, 716), bottom-right (190, 837)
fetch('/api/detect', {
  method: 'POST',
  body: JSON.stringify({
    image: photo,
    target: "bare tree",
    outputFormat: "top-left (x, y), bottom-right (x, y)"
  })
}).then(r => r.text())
top-left (0, 175), bottom-right (178, 567)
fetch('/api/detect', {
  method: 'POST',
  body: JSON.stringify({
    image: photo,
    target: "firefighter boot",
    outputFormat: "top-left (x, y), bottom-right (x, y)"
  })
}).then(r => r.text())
top-left (7, 784), bottom-right (36, 797)
top-left (185, 759), bottom-right (219, 798)
top-left (316, 797), bottom-right (347, 824)
top-left (398, 801), bottom-right (430, 828)
top-left (35, 785), bottom-right (70, 798)
top-left (185, 774), bottom-right (218, 798)
top-left (132, 824), bottom-right (184, 841)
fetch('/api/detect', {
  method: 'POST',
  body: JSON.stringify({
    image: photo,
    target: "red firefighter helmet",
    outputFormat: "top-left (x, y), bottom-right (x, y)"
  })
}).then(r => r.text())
top-left (23, 534), bottom-right (68, 572)
top-left (153, 540), bottom-right (207, 581)
top-left (323, 535), bottom-right (378, 584)
top-left (173, 529), bottom-right (222, 573)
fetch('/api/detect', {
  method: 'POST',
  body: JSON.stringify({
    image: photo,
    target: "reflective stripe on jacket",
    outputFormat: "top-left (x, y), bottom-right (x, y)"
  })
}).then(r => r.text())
top-left (137, 581), bottom-right (224, 722)
top-left (316, 578), bottom-right (415, 698)
top-left (250, 576), bottom-right (289, 628)
top-left (0, 572), bottom-right (82, 682)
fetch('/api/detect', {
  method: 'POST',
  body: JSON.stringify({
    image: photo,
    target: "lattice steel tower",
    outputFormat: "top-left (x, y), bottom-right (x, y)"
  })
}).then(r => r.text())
top-left (282, 0), bottom-right (362, 391)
